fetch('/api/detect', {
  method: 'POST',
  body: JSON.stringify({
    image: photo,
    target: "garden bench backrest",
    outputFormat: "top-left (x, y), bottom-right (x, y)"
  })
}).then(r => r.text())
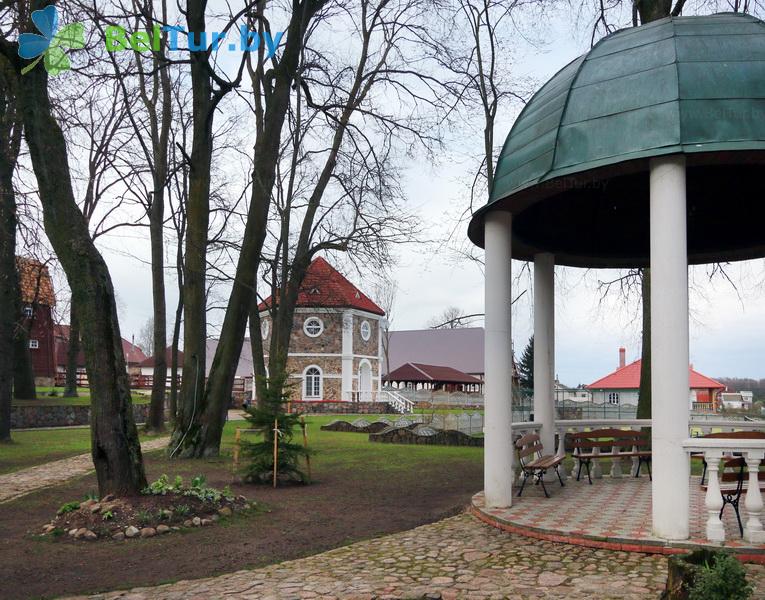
top-left (515, 433), bottom-right (544, 467)
top-left (570, 428), bottom-right (649, 453)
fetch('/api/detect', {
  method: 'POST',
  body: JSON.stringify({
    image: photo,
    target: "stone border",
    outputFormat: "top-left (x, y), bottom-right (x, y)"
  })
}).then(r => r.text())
top-left (11, 404), bottom-right (150, 429)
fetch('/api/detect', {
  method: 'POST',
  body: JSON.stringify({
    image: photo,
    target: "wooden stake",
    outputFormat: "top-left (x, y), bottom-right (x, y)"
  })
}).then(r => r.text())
top-left (301, 415), bottom-right (311, 481)
top-left (233, 428), bottom-right (241, 473)
top-left (272, 418), bottom-right (279, 488)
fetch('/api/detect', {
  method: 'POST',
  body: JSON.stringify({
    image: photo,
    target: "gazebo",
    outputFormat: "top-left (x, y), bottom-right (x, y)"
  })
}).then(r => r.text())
top-left (468, 13), bottom-right (765, 543)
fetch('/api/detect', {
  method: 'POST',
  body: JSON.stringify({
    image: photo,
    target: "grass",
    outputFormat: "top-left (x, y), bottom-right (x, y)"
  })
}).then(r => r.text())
top-left (12, 387), bottom-right (151, 406)
top-left (0, 428), bottom-right (165, 475)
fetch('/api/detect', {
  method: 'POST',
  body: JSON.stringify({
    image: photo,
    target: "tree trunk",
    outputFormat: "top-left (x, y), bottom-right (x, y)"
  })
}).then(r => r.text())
top-left (169, 0), bottom-right (214, 457)
top-left (0, 77), bottom-right (17, 440)
top-left (147, 207), bottom-right (166, 432)
top-left (637, 0), bottom-right (672, 24)
top-left (12, 311), bottom-right (36, 400)
top-left (637, 268), bottom-right (651, 420)
top-left (11, 44), bottom-right (146, 496)
top-left (64, 300), bottom-right (79, 397)
top-left (192, 3), bottom-right (316, 456)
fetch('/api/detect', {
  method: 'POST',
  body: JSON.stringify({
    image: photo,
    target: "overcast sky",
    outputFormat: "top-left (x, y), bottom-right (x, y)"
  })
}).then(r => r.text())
top-left (78, 6), bottom-right (765, 388)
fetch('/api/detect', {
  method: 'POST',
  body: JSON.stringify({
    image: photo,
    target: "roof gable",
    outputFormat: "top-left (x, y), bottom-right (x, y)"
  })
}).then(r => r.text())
top-left (587, 358), bottom-right (724, 390)
top-left (17, 257), bottom-right (55, 306)
top-left (385, 362), bottom-right (482, 384)
top-left (258, 257), bottom-right (385, 316)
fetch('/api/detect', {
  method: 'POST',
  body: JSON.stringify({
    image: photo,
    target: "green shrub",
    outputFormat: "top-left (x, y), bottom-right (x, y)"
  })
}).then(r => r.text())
top-left (136, 509), bottom-right (152, 526)
top-left (173, 504), bottom-right (191, 517)
top-left (688, 552), bottom-right (752, 600)
top-left (57, 501), bottom-right (80, 515)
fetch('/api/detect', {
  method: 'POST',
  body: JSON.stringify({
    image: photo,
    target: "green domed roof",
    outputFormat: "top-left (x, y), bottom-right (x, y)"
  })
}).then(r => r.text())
top-left (469, 13), bottom-right (765, 267)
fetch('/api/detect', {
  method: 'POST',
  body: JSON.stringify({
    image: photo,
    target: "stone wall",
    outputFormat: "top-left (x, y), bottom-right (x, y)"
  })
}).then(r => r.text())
top-left (289, 401), bottom-right (395, 414)
top-left (11, 404), bottom-right (151, 429)
top-left (369, 426), bottom-right (484, 447)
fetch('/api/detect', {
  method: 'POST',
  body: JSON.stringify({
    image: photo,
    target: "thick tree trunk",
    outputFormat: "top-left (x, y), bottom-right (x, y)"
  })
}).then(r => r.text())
top-left (637, 0), bottom-right (672, 24)
top-left (0, 113), bottom-right (16, 442)
top-left (169, 0), bottom-right (214, 457)
top-left (637, 268), bottom-right (651, 420)
top-left (194, 4), bottom-right (316, 456)
top-left (64, 300), bottom-right (79, 397)
top-left (12, 46), bottom-right (146, 495)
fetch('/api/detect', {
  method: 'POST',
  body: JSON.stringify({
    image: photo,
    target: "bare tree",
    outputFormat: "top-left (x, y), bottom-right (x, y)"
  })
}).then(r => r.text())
top-left (427, 306), bottom-right (472, 329)
top-left (0, 0), bottom-right (147, 496)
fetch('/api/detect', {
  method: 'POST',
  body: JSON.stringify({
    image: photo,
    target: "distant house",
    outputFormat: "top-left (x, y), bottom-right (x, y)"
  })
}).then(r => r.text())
top-left (384, 362), bottom-right (483, 392)
top-left (386, 327), bottom-right (485, 379)
top-left (54, 324), bottom-right (147, 384)
top-left (18, 257), bottom-right (56, 386)
top-left (587, 347), bottom-right (724, 411)
top-left (257, 257), bottom-right (386, 403)
top-left (719, 391), bottom-right (754, 410)
top-left (139, 347), bottom-right (184, 377)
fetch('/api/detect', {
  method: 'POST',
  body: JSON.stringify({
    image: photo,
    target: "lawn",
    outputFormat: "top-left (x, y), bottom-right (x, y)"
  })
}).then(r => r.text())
top-left (12, 387), bottom-right (151, 406)
top-left (0, 415), bottom-right (483, 600)
top-left (0, 427), bottom-right (164, 475)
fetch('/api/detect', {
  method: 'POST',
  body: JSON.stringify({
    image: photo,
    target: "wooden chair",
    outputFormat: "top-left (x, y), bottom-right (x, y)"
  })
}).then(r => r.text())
top-left (515, 433), bottom-right (565, 498)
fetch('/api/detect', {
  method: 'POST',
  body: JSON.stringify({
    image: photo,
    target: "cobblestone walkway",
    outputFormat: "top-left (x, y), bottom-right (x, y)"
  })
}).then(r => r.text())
top-left (0, 437), bottom-right (169, 504)
top-left (60, 514), bottom-right (765, 600)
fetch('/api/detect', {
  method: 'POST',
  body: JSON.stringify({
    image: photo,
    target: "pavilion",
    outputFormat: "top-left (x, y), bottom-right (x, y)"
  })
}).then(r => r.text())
top-left (468, 13), bottom-right (765, 543)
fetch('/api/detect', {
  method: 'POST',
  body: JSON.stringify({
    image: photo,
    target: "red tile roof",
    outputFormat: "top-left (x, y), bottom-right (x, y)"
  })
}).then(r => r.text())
top-left (54, 324), bottom-right (148, 367)
top-left (384, 362), bottom-right (483, 384)
top-left (139, 347), bottom-right (183, 368)
top-left (586, 359), bottom-right (724, 390)
top-left (258, 257), bottom-right (385, 316)
top-left (17, 256), bottom-right (55, 306)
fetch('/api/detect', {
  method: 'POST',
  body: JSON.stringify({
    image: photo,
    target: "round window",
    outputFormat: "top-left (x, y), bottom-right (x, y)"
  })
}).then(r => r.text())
top-left (360, 320), bottom-right (371, 341)
top-left (261, 319), bottom-right (270, 340)
top-left (303, 316), bottom-right (324, 337)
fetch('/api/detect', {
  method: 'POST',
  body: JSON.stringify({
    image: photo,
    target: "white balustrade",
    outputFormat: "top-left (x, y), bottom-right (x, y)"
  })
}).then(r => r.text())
top-left (683, 438), bottom-right (765, 544)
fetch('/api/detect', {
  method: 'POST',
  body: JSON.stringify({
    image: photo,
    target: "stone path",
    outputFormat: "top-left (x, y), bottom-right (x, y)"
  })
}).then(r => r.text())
top-left (0, 437), bottom-right (169, 504)
top-left (59, 514), bottom-right (765, 599)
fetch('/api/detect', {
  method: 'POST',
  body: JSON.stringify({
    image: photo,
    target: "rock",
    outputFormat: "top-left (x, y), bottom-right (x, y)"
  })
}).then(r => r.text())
top-left (125, 526), bottom-right (140, 538)
top-left (211, 514), bottom-right (220, 522)
top-left (42, 524), bottom-right (56, 534)
top-left (171, 526), bottom-right (180, 531)
top-left (201, 519), bottom-right (213, 527)
top-left (81, 499), bottom-right (96, 509)
top-left (74, 528), bottom-right (89, 539)
top-left (183, 520), bottom-right (192, 528)
top-left (192, 517), bottom-right (202, 527)
top-left (217, 506), bottom-right (232, 517)
top-left (89, 503), bottom-right (102, 514)
top-left (102, 494), bottom-right (115, 502)
top-left (83, 530), bottom-right (98, 541)
top-left (68, 528), bottom-right (78, 537)
top-left (112, 532), bottom-right (125, 541)
top-left (140, 527), bottom-right (156, 538)
top-left (537, 572), bottom-right (567, 587)
top-left (463, 551), bottom-right (490, 562)
top-left (156, 524), bottom-right (170, 535)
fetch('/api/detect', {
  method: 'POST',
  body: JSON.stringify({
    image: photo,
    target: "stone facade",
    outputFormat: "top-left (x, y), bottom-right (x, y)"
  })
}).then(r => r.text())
top-left (290, 401), bottom-right (394, 414)
top-left (11, 404), bottom-right (150, 429)
top-left (262, 308), bottom-right (384, 403)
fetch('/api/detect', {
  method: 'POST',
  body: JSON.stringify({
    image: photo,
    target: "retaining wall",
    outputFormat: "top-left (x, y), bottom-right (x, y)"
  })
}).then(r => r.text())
top-left (11, 404), bottom-right (151, 429)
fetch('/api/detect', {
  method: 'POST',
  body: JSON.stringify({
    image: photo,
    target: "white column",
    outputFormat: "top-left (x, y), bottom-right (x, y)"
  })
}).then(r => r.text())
top-left (341, 311), bottom-right (354, 402)
top-left (650, 154), bottom-right (690, 540)
top-left (744, 450), bottom-right (765, 543)
top-left (533, 253), bottom-right (556, 460)
top-left (484, 211), bottom-right (514, 508)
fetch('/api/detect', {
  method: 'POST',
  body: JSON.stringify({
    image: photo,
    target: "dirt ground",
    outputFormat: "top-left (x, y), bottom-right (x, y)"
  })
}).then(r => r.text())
top-left (0, 449), bottom-right (482, 600)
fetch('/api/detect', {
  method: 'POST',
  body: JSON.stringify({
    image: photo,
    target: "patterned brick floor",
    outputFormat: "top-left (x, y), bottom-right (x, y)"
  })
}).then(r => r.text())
top-left (473, 473), bottom-right (765, 553)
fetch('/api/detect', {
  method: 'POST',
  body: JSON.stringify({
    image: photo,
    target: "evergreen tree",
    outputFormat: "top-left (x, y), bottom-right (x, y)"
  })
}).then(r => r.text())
top-left (518, 336), bottom-right (534, 390)
top-left (240, 375), bottom-right (311, 485)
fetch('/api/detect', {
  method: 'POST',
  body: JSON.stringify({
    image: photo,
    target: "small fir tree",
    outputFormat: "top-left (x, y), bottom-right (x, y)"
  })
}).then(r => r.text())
top-left (240, 375), bottom-right (312, 485)
top-left (518, 335), bottom-right (534, 390)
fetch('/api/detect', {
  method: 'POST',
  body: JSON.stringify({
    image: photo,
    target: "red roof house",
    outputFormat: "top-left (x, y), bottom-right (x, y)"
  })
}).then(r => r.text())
top-left (587, 348), bottom-right (724, 410)
top-left (54, 324), bottom-right (148, 371)
top-left (258, 257), bottom-right (385, 316)
top-left (18, 257), bottom-right (56, 383)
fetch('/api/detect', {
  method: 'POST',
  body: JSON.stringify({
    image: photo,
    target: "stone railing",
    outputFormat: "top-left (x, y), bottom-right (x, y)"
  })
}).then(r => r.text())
top-left (683, 437), bottom-right (765, 544)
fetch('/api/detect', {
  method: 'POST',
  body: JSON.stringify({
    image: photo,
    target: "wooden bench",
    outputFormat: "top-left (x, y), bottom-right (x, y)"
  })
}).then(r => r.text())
top-left (515, 433), bottom-right (565, 498)
top-left (570, 428), bottom-right (651, 484)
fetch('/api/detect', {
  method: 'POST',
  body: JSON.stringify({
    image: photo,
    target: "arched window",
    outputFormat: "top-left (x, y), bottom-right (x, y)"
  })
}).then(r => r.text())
top-left (303, 317), bottom-right (324, 337)
top-left (261, 319), bottom-right (270, 340)
top-left (304, 366), bottom-right (322, 399)
top-left (360, 320), bottom-right (371, 341)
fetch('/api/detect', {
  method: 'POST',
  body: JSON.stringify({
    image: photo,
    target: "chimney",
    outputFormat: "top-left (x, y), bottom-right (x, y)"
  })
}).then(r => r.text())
top-left (618, 347), bottom-right (626, 369)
